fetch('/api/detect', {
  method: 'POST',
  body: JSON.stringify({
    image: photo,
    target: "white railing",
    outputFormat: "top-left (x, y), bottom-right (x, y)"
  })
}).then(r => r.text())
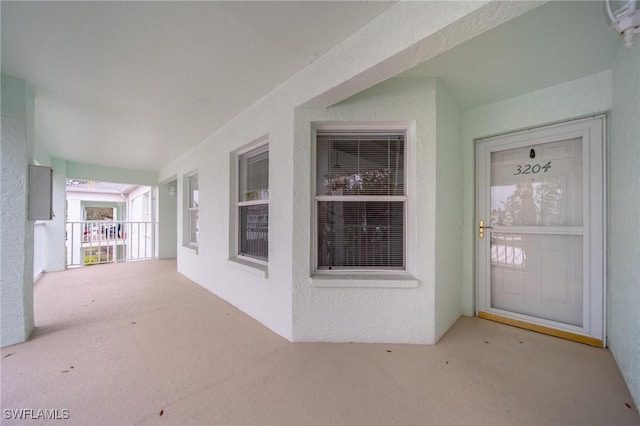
top-left (65, 221), bottom-right (156, 267)
top-left (491, 235), bottom-right (526, 269)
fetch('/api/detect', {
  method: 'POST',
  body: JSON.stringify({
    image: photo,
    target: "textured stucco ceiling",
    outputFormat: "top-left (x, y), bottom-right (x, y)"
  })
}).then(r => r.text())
top-left (1, 1), bottom-right (393, 171)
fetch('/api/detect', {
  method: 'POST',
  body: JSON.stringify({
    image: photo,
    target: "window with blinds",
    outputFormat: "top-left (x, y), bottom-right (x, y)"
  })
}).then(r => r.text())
top-left (237, 144), bottom-right (269, 261)
top-left (316, 131), bottom-right (406, 270)
top-left (186, 172), bottom-right (199, 247)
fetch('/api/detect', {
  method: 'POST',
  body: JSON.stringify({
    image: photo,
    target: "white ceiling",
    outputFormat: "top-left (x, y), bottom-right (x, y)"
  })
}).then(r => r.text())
top-left (2, 1), bottom-right (621, 174)
top-left (398, 1), bottom-right (620, 108)
top-left (1, 1), bottom-right (393, 171)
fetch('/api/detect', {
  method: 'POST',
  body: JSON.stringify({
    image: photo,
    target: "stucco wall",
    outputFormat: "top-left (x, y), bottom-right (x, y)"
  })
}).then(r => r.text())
top-left (157, 1), bottom-right (542, 343)
top-left (609, 42), bottom-right (640, 411)
top-left (1, 75), bottom-right (35, 347)
top-left (292, 78), bottom-right (438, 343)
top-left (159, 104), bottom-right (295, 340)
top-left (434, 81), bottom-right (463, 340)
top-left (158, 76), bottom-right (466, 344)
top-left (158, 1), bottom-right (544, 342)
top-left (460, 70), bottom-right (613, 316)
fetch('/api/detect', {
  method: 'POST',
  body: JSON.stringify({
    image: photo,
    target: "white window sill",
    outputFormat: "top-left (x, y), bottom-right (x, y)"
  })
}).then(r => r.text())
top-left (182, 244), bottom-right (198, 254)
top-left (311, 273), bottom-right (418, 289)
top-left (227, 257), bottom-right (268, 278)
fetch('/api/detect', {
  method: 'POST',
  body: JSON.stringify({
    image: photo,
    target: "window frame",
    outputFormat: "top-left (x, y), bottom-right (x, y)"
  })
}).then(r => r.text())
top-left (235, 140), bottom-right (269, 264)
top-left (312, 124), bottom-right (409, 274)
top-left (184, 172), bottom-right (199, 249)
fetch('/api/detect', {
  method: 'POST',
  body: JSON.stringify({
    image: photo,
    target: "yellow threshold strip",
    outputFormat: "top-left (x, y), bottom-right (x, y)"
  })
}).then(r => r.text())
top-left (478, 311), bottom-right (603, 347)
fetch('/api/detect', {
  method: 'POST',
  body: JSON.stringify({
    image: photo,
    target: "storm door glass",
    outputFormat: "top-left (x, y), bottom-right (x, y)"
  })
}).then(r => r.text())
top-left (490, 137), bottom-right (583, 326)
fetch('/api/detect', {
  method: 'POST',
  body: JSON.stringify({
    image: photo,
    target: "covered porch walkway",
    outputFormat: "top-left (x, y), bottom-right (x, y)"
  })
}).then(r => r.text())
top-left (1, 260), bottom-right (637, 425)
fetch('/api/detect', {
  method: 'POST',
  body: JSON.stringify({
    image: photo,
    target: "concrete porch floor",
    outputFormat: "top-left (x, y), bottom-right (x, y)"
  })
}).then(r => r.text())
top-left (1, 260), bottom-right (638, 425)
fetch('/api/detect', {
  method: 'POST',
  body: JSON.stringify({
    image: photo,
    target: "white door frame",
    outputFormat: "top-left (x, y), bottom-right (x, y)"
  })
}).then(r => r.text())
top-left (475, 115), bottom-right (606, 346)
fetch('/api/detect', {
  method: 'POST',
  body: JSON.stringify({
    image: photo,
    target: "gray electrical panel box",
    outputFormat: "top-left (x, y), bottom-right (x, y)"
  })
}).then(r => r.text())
top-left (28, 165), bottom-right (53, 220)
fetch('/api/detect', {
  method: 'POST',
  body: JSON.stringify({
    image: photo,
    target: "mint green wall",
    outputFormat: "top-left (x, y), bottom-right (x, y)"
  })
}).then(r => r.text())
top-left (609, 42), bottom-right (640, 412)
top-left (434, 81), bottom-right (463, 340)
top-left (460, 70), bottom-right (613, 316)
top-left (1, 75), bottom-right (35, 347)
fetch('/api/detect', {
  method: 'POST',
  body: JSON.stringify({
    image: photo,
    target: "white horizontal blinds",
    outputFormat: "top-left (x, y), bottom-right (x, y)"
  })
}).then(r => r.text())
top-left (239, 146), bottom-right (269, 202)
top-left (317, 133), bottom-right (405, 196)
top-left (238, 145), bottom-right (269, 261)
top-left (188, 174), bottom-right (199, 245)
top-left (316, 131), bottom-right (406, 270)
top-left (317, 201), bottom-right (404, 269)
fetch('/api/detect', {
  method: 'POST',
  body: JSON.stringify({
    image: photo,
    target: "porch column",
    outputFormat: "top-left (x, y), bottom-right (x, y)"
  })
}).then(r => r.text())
top-left (1, 75), bottom-right (35, 347)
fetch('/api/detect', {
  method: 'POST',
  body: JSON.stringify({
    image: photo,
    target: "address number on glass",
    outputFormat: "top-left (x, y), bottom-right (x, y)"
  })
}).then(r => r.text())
top-left (514, 161), bottom-right (552, 175)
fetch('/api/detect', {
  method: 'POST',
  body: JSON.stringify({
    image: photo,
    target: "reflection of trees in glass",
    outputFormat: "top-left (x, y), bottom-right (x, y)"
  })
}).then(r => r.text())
top-left (324, 169), bottom-right (393, 195)
top-left (537, 180), bottom-right (564, 225)
top-left (492, 181), bottom-right (564, 226)
top-left (85, 207), bottom-right (113, 220)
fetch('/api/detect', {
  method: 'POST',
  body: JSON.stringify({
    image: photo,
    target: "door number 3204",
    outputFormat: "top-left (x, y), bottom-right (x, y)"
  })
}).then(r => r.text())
top-left (514, 161), bottom-right (552, 175)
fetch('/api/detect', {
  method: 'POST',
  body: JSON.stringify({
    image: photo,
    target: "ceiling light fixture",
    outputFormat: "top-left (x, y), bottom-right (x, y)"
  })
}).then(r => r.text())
top-left (604, 0), bottom-right (640, 47)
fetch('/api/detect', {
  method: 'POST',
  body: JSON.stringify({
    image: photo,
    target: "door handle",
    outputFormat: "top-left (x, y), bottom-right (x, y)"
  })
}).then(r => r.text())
top-left (479, 219), bottom-right (493, 239)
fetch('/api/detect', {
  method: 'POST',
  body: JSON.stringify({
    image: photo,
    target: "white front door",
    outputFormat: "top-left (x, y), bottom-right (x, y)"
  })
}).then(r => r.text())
top-left (476, 116), bottom-right (605, 346)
